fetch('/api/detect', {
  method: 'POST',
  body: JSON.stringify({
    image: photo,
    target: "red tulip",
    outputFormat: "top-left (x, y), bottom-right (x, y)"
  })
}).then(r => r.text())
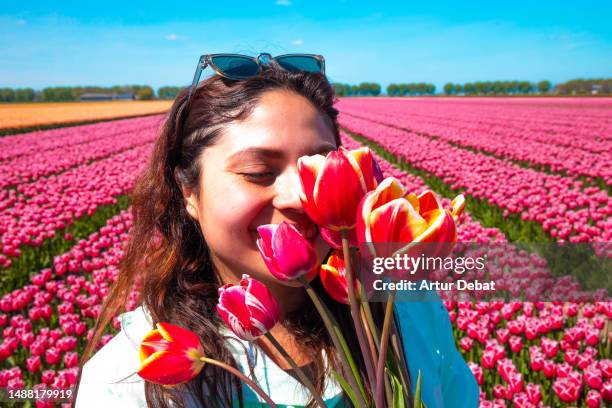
top-left (256, 222), bottom-right (319, 281)
top-left (298, 146), bottom-right (380, 231)
top-left (319, 249), bottom-right (364, 304)
top-left (217, 274), bottom-right (280, 341)
top-left (137, 322), bottom-right (205, 385)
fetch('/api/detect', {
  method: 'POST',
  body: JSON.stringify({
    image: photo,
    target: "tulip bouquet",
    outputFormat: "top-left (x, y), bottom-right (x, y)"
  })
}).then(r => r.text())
top-left (136, 147), bottom-right (465, 408)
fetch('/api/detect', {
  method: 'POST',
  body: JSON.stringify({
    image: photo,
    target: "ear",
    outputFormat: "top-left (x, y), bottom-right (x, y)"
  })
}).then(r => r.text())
top-left (181, 185), bottom-right (200, 221)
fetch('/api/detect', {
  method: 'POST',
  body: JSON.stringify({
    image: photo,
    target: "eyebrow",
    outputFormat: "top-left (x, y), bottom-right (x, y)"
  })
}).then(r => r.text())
top-left (226, 144), bottom-right (336, 163)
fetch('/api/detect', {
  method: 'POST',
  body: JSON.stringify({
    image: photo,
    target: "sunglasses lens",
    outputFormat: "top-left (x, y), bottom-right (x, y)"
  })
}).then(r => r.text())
top-left (211, 55), bottom-right (260, 79)
top-left (275, 56), bottom-right (323, 74)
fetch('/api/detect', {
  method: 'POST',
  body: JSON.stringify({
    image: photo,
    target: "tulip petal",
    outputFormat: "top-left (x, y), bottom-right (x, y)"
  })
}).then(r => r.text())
top-left (369, 198), bottom-right (428, 243)
top-left (137, 350), bottom-right (204, 385)
top-left (156, 322), bottom-right (202, 350)
top-left (269, 222), bottom-right (318, 280)
top-left (344, 147), bottom-right (372, 192)
top-left (320, 263), bottom-right (348, 304)
top-left (217, 285), bottom-right (255, 338)
top-left (297, 155), bottom-right (328, 225)
top-left (244, 276), bottom-right (280, 334)
top-left (417, 191), bottom-right (443, 224)
top-left (451, 194), bottom-right (465, 219)
top-left (139, 329), bottom-right (166, 362)
top-left (313, 150), bottom-right (365, 229)
top-left (320, 226), bottom-right (358, 249)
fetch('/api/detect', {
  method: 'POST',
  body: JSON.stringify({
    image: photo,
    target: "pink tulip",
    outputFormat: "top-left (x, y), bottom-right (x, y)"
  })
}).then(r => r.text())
top-left (45, 347), bottom-right (61, 365)
top-left (553, 377), bottom-right (582, 403)
top-left (256, 222), bottom-right (319, 281)
top-left (26, 356), bottom-right (40, 373)
top-left (586, 390), bottom-right (602, 408)
top-left (525, 383), bottom-right (541, 405)
top-left (217, 274), bottom-right (280, 341)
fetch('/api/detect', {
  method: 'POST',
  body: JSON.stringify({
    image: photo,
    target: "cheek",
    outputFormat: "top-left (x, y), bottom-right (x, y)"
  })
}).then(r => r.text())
top-left (197, 180), bottom-right (267, 250)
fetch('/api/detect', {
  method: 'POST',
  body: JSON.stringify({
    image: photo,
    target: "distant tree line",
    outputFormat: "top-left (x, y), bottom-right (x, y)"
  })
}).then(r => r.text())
top-left (0, 85), bottom-right (158, 102)
top-left (387, 83), bottom-right (436, 96)
top-left (2, 78), bottom-right (610, 102)
top-left (333, 83), bottom-right (382, 96)
top-left (554, 78), bottom-right (612, 95)
top-left (442, 80), bottom-right (551, 95)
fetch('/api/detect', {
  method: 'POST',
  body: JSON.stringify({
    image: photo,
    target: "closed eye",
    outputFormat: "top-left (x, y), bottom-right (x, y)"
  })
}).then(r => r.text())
top-left (239, 172), bottom-right (276, 183)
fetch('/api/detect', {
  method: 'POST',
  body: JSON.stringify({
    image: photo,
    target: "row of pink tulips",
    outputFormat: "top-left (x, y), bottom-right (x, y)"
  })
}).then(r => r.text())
top-left (0, 115), bottom-right (163, 162)
top-left (458, 300), bottom-right (612, 407)
top-left (0, 118), bottom-right (161, 189)
top-left (337, 117), bottom-right (612, 243)
top-left (337, 99), bottom-right (611, 184)
top-left (0, 211), bottom-right (138, 400)
top-left (338, 98), bottom-right (612, 150)
top-left (339, 131), bottom-right (611, 407)
top-left (0, 134), bottom-right (608, 406)
top-left (0, 144), bottom-right (152, 268)
top-left (339, 135), bottom-right (608, 303)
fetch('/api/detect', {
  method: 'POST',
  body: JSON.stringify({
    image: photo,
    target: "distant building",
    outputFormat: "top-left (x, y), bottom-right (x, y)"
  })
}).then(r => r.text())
top-left (79, 92), bottom-right (135, 101)
top-left (592, 85), bottom-right (602, 95)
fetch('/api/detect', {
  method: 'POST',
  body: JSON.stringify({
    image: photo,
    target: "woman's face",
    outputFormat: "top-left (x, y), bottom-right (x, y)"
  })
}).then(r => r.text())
top-left (183, 89), bottom-right (337, 289)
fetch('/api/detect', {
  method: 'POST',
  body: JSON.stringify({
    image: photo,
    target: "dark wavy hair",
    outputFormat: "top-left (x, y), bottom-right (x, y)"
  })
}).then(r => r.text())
top-left (76, 63), bottom-right (391, 407)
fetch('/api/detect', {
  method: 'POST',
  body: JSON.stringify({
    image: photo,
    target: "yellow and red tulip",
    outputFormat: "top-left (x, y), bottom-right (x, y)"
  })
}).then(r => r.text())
top-left (137, 322), bottom-right (206, 385)
top-left (298, 146), bottom-right (381, 231)
top-left (357, 177), bottom-right (465, 258)
top-left (256, 222), bottom-right (319, 281)
top-left (216, 274), bottom-right (280, 341)
top-left (320, 250), bottom-right (351, 304)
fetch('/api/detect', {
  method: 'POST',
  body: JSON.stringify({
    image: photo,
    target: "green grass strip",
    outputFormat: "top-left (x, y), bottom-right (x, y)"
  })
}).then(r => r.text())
top-left (344, 128), bottom-right (611, 293)
top-left (0, 195), bottom-right (131, 294)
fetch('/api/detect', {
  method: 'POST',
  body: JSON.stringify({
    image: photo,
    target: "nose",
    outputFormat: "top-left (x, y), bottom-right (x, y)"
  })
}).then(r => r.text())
top-left (272, 167), bottom-right (304, 213)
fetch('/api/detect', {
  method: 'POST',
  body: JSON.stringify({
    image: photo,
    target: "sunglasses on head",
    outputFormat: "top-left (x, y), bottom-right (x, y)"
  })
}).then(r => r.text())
top-left (186, 52), bottom-right (326, 102)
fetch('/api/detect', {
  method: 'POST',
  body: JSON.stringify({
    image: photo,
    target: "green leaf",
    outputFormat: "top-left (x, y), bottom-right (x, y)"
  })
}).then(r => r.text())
top-left (386, 368), bottom-right (405, 408)
top-left (414, 370), bottom-right (422, 408)
top-left (332, 370), bottom-right (360, 408)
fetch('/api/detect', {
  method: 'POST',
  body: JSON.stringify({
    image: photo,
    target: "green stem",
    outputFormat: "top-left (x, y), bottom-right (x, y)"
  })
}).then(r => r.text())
top-left (341, 231), bottom-right (378, 394)
top-left (298, 276), bottom-right (369, 408)
top-left (390, 331), bottom-right (411, 404)
top-left (354, 249), bottom-right (382, 351)
top-left (375, 290), bottom-right (397, 408)
top-left (264, 333), bottom-right (328, 408)
top-left (201, 357), bottom-right (278, 408)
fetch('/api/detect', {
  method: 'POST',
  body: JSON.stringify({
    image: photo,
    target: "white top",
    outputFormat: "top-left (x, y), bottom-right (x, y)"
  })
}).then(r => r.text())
top-left (75, 305), bottom-right (346, 407)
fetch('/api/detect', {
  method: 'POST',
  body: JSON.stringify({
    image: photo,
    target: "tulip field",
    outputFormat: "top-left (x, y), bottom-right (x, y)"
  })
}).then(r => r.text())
top-left (0, 97), bottom-right (610, 407)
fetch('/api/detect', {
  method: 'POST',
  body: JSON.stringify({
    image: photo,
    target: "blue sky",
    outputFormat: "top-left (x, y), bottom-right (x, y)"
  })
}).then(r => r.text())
top-left (1, 1), bottom-right (611, 92)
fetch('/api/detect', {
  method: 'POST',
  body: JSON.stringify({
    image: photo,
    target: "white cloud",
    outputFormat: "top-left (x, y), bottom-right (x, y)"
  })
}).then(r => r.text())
top-left (165, 33), bottom-right (188, 41)
top-left (291, 38), bottom-right (303, 45)
top-left (276, 0), bottom-right (292, 6)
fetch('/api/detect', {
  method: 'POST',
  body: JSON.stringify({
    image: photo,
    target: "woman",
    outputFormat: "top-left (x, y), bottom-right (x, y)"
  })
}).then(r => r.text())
top-left (74, 56), bottom-right (478, 407)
